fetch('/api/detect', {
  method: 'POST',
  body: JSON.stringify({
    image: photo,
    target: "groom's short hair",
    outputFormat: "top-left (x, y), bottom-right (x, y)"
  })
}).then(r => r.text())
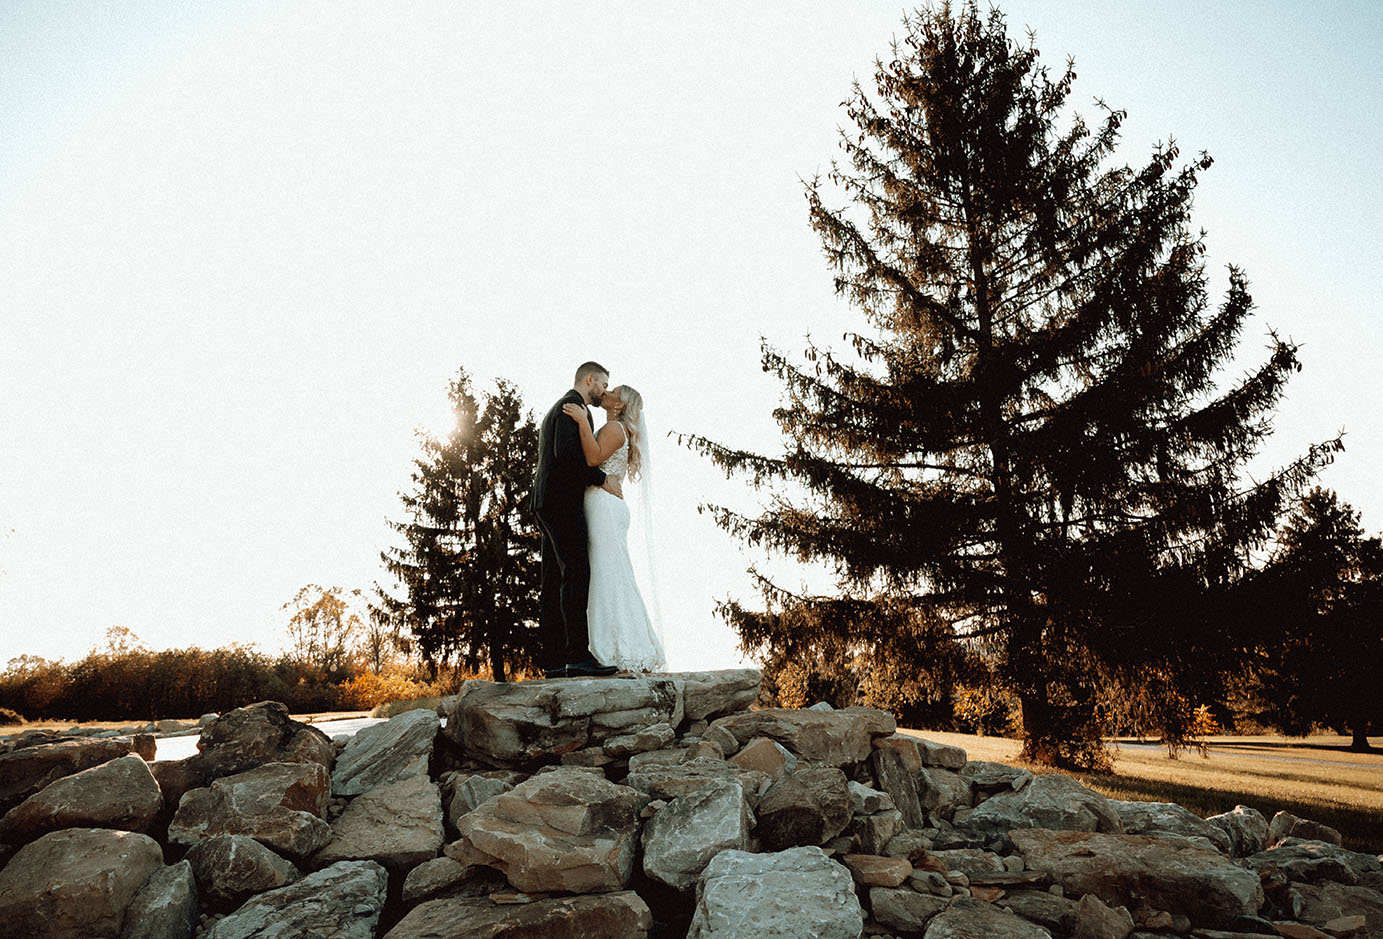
top-left (574, 361), bottom-right (609, 384)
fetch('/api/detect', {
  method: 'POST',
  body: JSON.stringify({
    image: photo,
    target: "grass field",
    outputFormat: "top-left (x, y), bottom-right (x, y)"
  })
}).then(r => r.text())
top-left (899, 728), bottom-right (1383, 854)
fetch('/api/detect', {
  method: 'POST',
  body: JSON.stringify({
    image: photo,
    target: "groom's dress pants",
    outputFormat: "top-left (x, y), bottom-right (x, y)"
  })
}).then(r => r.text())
top-left (536, 504), bottom-right (591, 669)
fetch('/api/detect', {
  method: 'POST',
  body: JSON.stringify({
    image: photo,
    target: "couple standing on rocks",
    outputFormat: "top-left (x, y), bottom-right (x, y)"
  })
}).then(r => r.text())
top-left (532, 361), bottom-right (666, 679)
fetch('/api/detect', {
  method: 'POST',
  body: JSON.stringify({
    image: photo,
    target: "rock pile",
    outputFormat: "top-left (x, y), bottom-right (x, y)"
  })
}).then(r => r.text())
top-left (0, 668), bottom-right (1378, 938)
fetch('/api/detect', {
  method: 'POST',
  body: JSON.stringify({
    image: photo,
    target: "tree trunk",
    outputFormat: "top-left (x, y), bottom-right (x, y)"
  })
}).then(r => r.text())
top-left (1349, 724), bottom-right (1373, 752)
top-left (490, 645), bottom-right (507, 683)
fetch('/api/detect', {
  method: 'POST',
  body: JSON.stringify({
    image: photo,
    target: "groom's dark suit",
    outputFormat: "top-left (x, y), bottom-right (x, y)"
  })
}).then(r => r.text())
top-left (532, 390), bottom-right (606, 671)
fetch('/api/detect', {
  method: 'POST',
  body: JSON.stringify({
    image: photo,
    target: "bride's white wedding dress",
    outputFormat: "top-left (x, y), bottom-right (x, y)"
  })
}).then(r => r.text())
top-left (584, 432), bottom-right (665, 672)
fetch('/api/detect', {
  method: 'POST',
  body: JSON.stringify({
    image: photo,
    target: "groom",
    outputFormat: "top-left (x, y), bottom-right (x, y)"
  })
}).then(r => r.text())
top-left (532, 361), bottom-right (621, 678)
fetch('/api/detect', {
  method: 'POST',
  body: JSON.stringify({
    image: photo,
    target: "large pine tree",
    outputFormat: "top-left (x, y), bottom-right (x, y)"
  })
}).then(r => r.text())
top-left (375, 370), bottom-right (541, 681)
top-left (685, 2), bottom-right (1339, 767)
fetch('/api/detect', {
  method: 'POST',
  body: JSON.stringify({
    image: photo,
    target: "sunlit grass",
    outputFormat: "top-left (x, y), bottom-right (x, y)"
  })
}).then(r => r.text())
top-left (899, 729), bottom-right (1383, 853)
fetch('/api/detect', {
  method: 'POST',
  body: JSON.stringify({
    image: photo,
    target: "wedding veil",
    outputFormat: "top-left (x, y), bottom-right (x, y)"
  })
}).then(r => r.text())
top-left (627, 409), bottom-right (667, 660)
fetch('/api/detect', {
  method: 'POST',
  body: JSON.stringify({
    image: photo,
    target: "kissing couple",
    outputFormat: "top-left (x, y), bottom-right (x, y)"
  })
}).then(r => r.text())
top-left (531, 361), bottom-right (666, 678)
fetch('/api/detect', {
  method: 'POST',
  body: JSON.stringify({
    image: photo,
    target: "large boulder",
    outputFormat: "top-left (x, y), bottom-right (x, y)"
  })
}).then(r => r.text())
top-left (0, 827), bottom-right (164, 939)
top-left (1205, 804), bottom-right (1269, 857)
top-left (706, 707), bottom-right (895, 767)
top-left (446, 766), bottom-right (647, 893)
top-left (688, 845), bottom-right (865, 939)
top-left (313, 774), bottom-right (444, 875)
top-left (925, 896), bottom-right (1054, 939)
top-left (0, 753), bottom-right (163, 842)
top-left (869, 887), bottom-right (949, 933)
top-left (1286, 881), bottom-right (1383, 936)
top-left (207, 860), bottom-right (387, 939)
top-left (0, 737), bottom-right (141, 815)
top-left (384, 891), bottom-right (653, 939)
top-left (965, 773), bottom-right (1122, 836)
top-left (1110, 800), bottom-right (1232, 853)
top-left (195, 701), bottom-right (333, 780)
top-left (1011, 828), bottom-right (1264, 927)
top-left (755, 765), bottom-right (853, 851)
top-left (443, 773), bottom-right (513, 834)
top-left (624, 755), bottom-right (767, 805)
top-left (400, 857), bottom-right (507, 906)
top-left (167, 761), bottom-right (331, 862)
top-left (642, 778), bottom-right (753, 893)
top-left (662, 669), bottom-right (761, 722)
top-left (185, 833), bottom-right (299, 913)
top-left (330, 708), bottom-right (438, 796)
top-left (120, 859), bottom-right (199, 939)
top-left (441, 677), bottom-right (683, 766)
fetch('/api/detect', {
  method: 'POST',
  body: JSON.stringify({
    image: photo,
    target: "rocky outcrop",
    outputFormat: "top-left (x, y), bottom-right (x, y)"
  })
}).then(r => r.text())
top-left (0, 752), bottom-right (163, 842)
top-left (3, 671), bottom-right (1380, 939)
top-left (0, 827), bottom-right (164, 939)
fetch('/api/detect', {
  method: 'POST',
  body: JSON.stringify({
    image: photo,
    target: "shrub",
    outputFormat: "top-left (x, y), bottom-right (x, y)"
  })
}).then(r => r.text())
top-left (0, 706), bottom-right (22, 726)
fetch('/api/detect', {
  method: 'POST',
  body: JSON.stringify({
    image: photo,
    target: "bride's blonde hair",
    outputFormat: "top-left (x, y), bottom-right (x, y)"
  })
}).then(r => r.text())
top-left (617, 386), bottom-right (644, 482)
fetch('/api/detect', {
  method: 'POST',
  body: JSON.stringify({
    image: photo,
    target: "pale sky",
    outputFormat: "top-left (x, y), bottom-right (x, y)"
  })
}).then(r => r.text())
top-left (2, 2), bottom-right (1380, 670)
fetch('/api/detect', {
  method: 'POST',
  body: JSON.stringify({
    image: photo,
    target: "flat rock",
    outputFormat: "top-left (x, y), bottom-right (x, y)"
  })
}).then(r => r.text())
top-left (120, 859), bottom-right (199, 939)
top-left (167, 761), bottom-right (332, 862)
top-left (1286, 881), bottom-right (1383, 935)
top-left (625, 755), bottom-right (767, 805)
top-left (870, 886), bottom-right (949, 932)
top-left (642, 778), bottom-right (753, 893)
top-left (441, 677), bottom-right (683, 766)
top-left (661, 669), bottom-right (761, 721)
top-left (207, 860), bottom-right (387, 939)
top-left (195, 701), bottom-right (333, 780)
top-left (1012, 828), bottom-right (1264, 927)
top-left (926, 896), bottom-right (1054, 938)
top-left (707, 706), bottom-right (895, 766)
top-left (1112, 800), bottom-right (1232, 854)
top-left (756, 765), bottom-right (853, 850)
top-left (384, 890), bottom-right (653, 939)
top-left (841, 853), bottom-right (912, 887)
top-left (914, 736), bottom-right (967, 769)
top-left (1002, 888), bottom-right (1078, 930)
top-left (966, 773), bottom-right (1122, 836)
top-left (185, 833), bottom-right (299, 913)
top-left (688, 845), bottom-right (865, 939)
top-left (0, 827), bottom-right (164, 939)
top-left (603, 722), bottom-right (676, 757)
top-left (400, 857), bottom-right (507, 905)
top-left (0, 753), bottom-right (163, 842)
top-left (330, 707), bottom-right (438, 796)
top-left (960, 760), bottom-right (1033, 792)
top-left (313, 774), bottom-right (444, 874)
top-left (1246, 838), bottom-right (1382, 885)
top-left (447, 766), bottom-right (646, 893)
top-left (0, 736), bottom-right (140, 815)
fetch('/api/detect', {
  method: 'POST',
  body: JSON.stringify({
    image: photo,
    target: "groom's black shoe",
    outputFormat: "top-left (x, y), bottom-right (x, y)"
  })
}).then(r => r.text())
top-left (565, 657), bottom-right (618, 677)
top-left (542, 665), bottom-right (568, 679)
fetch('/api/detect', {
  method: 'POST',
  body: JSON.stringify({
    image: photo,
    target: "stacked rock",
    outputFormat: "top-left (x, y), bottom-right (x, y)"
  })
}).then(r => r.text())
top-left (0, 671), bottom-right (1380, 938)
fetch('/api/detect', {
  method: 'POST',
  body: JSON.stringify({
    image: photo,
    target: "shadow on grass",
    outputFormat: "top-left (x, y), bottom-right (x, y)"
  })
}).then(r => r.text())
top-left (1058, 768), bottom-right (1383, 855)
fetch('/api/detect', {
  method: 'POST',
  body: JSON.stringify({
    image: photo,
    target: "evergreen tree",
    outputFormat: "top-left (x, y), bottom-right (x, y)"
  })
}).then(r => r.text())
top-left (375, 370), bottom-right (541, 681)
top-left (685, 2), bottom-right (1339, 767)
top-left (1249, 488), bottom-right (1380, 751)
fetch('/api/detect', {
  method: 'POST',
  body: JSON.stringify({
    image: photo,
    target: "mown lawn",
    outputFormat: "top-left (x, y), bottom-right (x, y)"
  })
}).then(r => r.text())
top-left (899, 729), bottom-right (1383, 854)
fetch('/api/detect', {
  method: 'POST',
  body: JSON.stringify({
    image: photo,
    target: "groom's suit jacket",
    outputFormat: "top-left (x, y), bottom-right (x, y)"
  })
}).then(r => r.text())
top-left (532, 389), bottom-right (606, 514)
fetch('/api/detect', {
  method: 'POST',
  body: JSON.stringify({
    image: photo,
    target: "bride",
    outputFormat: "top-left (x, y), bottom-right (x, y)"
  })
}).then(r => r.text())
top-left (561, 385), bottom-right (666, 673)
